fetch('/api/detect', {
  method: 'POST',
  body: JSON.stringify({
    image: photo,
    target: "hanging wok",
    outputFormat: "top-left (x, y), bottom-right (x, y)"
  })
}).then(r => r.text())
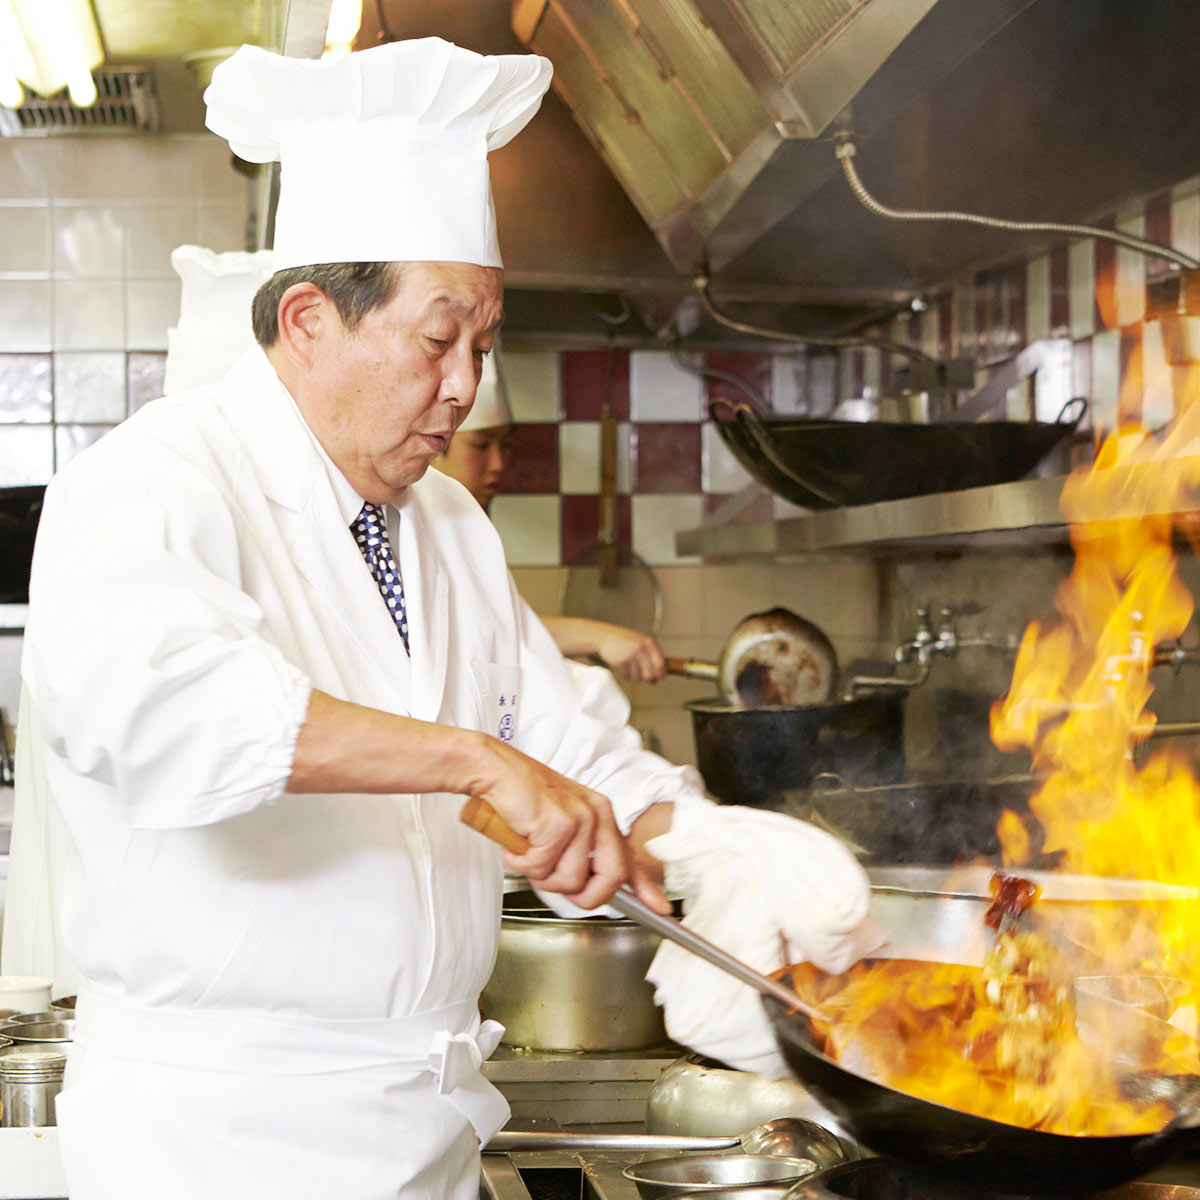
top-left (761, 978), bottom-right (1200, 1194)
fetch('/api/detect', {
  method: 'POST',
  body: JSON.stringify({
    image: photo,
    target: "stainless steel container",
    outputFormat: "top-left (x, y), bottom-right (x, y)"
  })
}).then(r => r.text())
top-left (0, 1045), bottom-right (66, 1127)
top-left (482, 891), bottom-right (666, 1051)
top-left (623, 1154), bottom-right (821, 1200)
top-left (5, 1020), bottom-right (73, 1044)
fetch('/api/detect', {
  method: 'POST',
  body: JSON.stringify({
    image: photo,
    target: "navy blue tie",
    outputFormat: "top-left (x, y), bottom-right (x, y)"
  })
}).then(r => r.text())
top-left (351, 502), bottom-right (410, 653)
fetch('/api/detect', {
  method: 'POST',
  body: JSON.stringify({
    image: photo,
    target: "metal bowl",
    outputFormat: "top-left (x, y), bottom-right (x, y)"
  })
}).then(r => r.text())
top-left (49, 996), bottom-right (76, 1013)
top-left (622, 1155), bottom-right (824, 1200)
top-left (5, 1012), bottom-right (60, 1026)
top-left (5, 1020), bottom-right (73, 1044)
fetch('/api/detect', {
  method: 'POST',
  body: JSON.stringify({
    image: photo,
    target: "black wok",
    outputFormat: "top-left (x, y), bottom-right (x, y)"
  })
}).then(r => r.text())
top-left (762, 987), bottom-right (1200, 1194)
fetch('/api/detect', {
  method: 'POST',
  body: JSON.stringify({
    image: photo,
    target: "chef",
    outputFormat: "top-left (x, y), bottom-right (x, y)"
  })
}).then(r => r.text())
top-left (17, 37), bottom-right (880, 1200)
top-left (434, 349), bottom-right (667, 683)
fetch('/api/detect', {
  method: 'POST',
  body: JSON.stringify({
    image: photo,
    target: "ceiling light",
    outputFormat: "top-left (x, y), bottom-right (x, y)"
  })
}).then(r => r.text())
top-left (0, 0), bottom-right (102, 106)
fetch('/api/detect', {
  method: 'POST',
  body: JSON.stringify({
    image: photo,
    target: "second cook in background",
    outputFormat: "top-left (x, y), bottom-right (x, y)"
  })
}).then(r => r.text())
top-left (435, 354), bottom-right (667, 684)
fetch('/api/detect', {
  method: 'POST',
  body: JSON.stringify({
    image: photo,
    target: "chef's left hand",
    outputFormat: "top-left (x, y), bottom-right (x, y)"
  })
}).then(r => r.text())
top-left (644, 798), bottom-right (886, 1078)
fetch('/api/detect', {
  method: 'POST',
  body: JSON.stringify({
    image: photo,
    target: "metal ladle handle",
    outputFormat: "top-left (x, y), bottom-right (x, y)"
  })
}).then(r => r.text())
top-left (460, 798), bottom-right (827, 1023)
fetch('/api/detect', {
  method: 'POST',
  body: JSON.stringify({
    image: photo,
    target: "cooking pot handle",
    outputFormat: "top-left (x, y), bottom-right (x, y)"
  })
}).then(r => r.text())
top-left (1055, 396), bottom-right (1088, 426)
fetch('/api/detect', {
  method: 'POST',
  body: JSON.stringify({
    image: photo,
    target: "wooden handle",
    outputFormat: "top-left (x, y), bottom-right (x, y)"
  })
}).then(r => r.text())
top-left (460, 796), bottom-right (531, 855)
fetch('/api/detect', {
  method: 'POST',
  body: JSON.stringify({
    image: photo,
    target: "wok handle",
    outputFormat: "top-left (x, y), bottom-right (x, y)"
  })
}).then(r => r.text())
top-left (459, 799), bottom-right (828, 1023)
top-left (485, 1131), bottom-right (739, 1153)
top-left (664, 657), bottom-right (720, 682)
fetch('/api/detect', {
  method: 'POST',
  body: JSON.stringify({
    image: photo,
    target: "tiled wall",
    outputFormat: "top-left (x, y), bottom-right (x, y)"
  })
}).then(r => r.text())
top-left (0, 135), bottom-right (248, 480)
top-left (839, 175), bottom-right (1200, 436)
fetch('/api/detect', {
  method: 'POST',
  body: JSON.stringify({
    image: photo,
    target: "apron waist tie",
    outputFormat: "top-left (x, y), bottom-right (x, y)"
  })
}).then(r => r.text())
top-left (73, 987), bottom-right (510, 1143)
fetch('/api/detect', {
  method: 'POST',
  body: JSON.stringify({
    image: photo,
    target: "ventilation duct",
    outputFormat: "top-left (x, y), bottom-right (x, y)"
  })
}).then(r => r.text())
top-left (511, 0), bottom-right (942, 270)
top-left (0, 66), bottom-right (160, 136)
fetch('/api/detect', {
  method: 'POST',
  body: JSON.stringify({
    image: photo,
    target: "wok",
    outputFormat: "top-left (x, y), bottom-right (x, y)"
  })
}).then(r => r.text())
top-left (460, 800), bottom-right (1200, 1194)
top-left (763, 975), bottom-right (1200, 1194)
top-left (665, 608), bottom-right (838, 708)
top-left (711, 398), bottom-right (1085, 510)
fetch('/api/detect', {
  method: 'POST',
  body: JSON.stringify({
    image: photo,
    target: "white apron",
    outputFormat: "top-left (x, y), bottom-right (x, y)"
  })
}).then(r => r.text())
top-left (15, 346), bottom-right (703, 1200)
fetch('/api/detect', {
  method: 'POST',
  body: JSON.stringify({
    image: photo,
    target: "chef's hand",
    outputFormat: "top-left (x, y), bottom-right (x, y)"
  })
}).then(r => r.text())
top-left (644, 798), bottom-right (886, 1079)
top-left (594, 624), bottom-right (667, 683)
top-left (469, 736), bottom-right (670, 914)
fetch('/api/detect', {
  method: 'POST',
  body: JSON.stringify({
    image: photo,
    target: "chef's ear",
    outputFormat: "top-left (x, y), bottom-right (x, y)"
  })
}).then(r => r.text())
top-left (275, 282), bottom-right (335, 371)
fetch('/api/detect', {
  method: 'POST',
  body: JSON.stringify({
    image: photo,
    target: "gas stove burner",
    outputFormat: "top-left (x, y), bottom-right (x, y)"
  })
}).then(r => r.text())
top-left (789, 1159), bottom-right (1200, 1200)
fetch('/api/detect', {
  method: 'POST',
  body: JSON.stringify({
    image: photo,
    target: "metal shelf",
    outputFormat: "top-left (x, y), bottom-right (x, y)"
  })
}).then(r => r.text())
top-left (675, 457), bottom-right (1200, 559)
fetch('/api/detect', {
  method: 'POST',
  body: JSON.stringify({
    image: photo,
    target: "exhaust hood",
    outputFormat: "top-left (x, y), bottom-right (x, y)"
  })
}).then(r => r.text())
top-left (512, 0), bottom-right (940, 271)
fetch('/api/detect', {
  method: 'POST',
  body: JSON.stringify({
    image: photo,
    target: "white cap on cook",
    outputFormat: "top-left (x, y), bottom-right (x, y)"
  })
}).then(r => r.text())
top-left (202, 38), bottom-right (552, 271)
top-left (458, 343), bottom-right (512, 433)
top-left (164, 245), bottom-right (275, 393)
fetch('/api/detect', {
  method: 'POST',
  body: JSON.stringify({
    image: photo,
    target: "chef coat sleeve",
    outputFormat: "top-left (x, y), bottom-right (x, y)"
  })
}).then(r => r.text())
top-left (508, 582), bottom-right (706, 835)
top-left (21, 450), bottom-right (313, 830)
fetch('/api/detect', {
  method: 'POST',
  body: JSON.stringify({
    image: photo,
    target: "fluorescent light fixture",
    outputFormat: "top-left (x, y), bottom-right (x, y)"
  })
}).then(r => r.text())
top-left (324, 0), bottom-right (363, 56)
top-left (0, 0), bottom-right (102, 106)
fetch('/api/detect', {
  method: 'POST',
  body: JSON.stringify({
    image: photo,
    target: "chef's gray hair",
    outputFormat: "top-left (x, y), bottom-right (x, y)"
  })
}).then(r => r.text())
top-left (251, 262), bottom-right (409, 346)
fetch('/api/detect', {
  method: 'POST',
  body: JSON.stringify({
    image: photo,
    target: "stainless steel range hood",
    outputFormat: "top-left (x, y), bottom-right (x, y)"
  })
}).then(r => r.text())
top-left (512, 0), bottom-right (939, 271)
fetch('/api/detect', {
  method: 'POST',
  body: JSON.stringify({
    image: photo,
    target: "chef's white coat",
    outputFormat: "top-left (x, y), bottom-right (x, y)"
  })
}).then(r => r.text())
top-left (17, 345), bottom-right (703, 1200)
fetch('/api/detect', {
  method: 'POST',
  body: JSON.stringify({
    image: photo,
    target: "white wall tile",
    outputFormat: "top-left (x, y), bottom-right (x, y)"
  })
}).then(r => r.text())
top-left (0, 206), bottom-right (50, 273)
top-left (490, 495), bottom-right (560, 566)
top-left (1026, 255), bottom-right (1050, 342)
top-left (1171, 189), bottom-right (1200, 263)
top-left (196, 204), bottom-right (247, 254)
top-left (615, 421), bottom-right (632, 493)
top-left (630, 351), bottom-right (703, 421)
top-left (0, 425), bottom-right (53, 483)
top-left (192, 136), bottom-right (249, 203)
top-left (772, 495), bottom-right (810, 519)
top-left (631, 494), bottom-right (704, 565)
top-left (0, 142), bottom-right (54, 200)
top-left (55, 424), bottom-right (113, 468)
top-left (0, 281), bottom-right (52, 350)
top-left (502, 349), bottom-right (559, 422)
top-left (1141, 320), bottom-right (1174, 428)
top-left (770, 354), bottom-right (804, 414)
top-left (54, 352), bottom-right (127, 422)
top-left (52, 207), bottom-right (125, 277)
top-left (701, 421), bottom-right (753, 493)
top-left (1068, 240), bottom-right (1096, 339)
top-left (124, 205), bottom-right (198, 276)
top-left (1115, 206), bottom-right (1146, 327)
top-left (125, 279), bottom-right (181, 350)
top-left (1090, 328), bottom-right (1121, 431)
top-left (0, 354), bottom-right (50, 422)
top-left (559, 421), bottom-right (599, 494)
top-left (53, 280), bottom-right (125, 350)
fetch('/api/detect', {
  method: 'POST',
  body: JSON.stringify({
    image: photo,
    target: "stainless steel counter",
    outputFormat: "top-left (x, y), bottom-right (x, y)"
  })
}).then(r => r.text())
top-left (674, 456), bottom-right (1200, 559)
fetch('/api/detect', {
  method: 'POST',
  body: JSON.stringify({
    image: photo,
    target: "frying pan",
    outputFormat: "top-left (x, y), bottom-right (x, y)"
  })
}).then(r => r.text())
top-left (461, 799), bottom-right (1200, 1194)
top-left (763, 976), bottom-right (1200, 1194)
top-left (665, 607), bottom-right (838, 707)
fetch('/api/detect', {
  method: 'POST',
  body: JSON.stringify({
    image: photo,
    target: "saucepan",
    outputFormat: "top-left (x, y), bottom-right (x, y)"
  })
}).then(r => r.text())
top-left (461, 799), bottom-right (1200, 1194)
top-left (665, 608), bottom-right (838, 708)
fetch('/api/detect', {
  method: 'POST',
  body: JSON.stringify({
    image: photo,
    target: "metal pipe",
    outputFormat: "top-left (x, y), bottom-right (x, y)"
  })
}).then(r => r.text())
top-left (696, 278), bottom-right (938, 366)
top-left (836, 142), bottom-right (1200, 271)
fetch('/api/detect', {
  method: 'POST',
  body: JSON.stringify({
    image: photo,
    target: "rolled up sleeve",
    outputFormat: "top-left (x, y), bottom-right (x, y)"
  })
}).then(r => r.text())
top-left (23, 451), bottom-right (312, 830)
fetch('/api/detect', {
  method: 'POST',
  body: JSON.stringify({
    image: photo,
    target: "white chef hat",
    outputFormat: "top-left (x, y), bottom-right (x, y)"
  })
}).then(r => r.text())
top-left (202, 39), bottom-right (552, 271)
top-left (458, 344), bottom-right (513, 433)
top-left (163, 245), bottom-right (276, 393)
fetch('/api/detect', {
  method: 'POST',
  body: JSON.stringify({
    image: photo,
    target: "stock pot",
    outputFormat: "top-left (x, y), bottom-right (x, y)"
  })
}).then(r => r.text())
top-left (481, 890), bottom-right (667, 1051)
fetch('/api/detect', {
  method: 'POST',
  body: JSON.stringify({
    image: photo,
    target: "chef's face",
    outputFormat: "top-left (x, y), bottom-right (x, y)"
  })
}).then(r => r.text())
top-left (437, 424), bottom-right (514, 512)
top-left (308, 261), bottom-right (504, 505)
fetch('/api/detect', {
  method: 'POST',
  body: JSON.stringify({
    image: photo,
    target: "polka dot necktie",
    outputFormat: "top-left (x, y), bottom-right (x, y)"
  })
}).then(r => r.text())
top-left (351, 502), bottom-right (410, 654)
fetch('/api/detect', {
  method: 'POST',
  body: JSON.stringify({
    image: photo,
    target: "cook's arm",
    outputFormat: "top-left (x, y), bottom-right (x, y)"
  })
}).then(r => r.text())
top-left (289, 690), bottom-right (668, 910)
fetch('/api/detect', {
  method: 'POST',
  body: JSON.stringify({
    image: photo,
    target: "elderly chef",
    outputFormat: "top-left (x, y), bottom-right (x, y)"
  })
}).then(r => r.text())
top-left (435, 350), bottom-right (667, 683)
top-left (16, 37), bottom-right (880, 1200)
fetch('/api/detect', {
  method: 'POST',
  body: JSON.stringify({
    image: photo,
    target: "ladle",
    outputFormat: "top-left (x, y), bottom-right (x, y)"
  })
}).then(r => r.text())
top-left (485, 1116), bottom-right (845, 1163)
top-left (460, 798), bottom-right (827, 1023)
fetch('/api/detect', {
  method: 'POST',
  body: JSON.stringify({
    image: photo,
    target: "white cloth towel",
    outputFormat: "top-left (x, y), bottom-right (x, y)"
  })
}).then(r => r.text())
top-left (645, 798), bottom-right (886, 1079)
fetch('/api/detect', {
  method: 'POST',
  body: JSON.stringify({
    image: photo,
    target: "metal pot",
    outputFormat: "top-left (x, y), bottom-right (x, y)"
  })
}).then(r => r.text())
top-left (481, 890), bottom-right (667, 1051)
top-left (647, 1055), bottom-right (853, 1145)
top-left (666, 609), bottom-right (838, 708)
top-left (687, 694), bottom-right (905, 808)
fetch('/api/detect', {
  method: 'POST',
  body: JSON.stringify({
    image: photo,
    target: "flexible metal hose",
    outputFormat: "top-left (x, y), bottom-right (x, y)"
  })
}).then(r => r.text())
top-left (836, 142), bottom-right (1200, 270)
top-left (695, 278), bottom-right (939, 364)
